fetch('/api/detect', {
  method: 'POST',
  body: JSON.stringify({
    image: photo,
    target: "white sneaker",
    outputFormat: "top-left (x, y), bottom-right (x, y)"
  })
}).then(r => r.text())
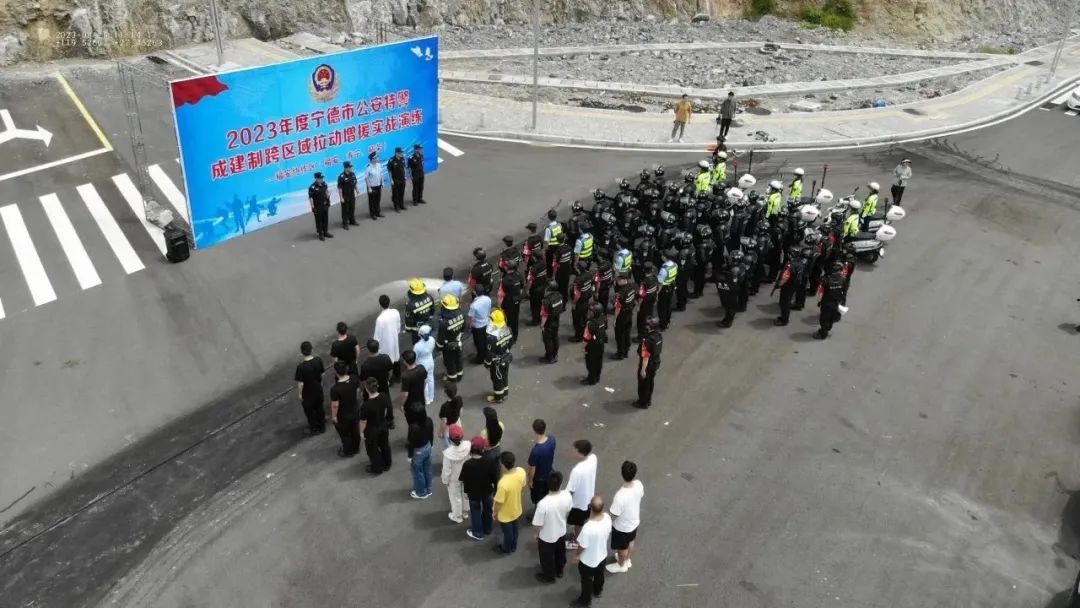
top-left (606, 562), bottom-right (628, 574)
top-left (409, 491), bottom-right (422, 499)
top-left (626, 559), bottom-right (633, 569)
top-left (448, 513), bottom-right (464, 523)
top-left (667, 138), bottom-right (674, 143)
top-left (678, 137), bottom-right (684, 143)
top-left (466, 530), bottom-right (483, 541)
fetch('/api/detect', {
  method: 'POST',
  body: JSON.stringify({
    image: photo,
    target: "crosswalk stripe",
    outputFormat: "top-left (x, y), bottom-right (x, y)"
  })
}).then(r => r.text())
top-left (437, 138), bottom-right (465, 157)
top-left (0, 204), bottom-right (58, 306)
top-left (39, 193), bottom-right (102, 290)
top-left (148, 163), bottom-right (189, 222)
top-left (112, 173), bottom-right (168, 255)
top-left (0, 296), bottom-right (5, 319)
top-left (77, 184), bottom-right (145, 275)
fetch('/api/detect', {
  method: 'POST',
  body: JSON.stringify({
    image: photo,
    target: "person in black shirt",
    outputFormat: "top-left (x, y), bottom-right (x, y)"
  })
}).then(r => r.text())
top-left (437, 382), bottom-right (463, 450)
top-left (407, 143), bottom-right (426, 205)
top-left (526, 254), bottom-right (548, 327)
top-left (336, 161), bottom-right (359, 229)
top-left (460, 436), bottom-right (498, 541)
top-left (359, 338), bottom-right (395, 428)
top-left (329, 361), bottom-right (361, 457)
top-left (582, 304), bottom-right (608, 385)
top-left (498, 263), bottom-right (524, 345)
top-left (388, 147), bottom-right (408, 212)
top-left (540, 281), bottom-right (564, 364)
top-left (612, 275), bottom-right (637, 360)
top-left (633, 317), bottom-right (664, 409)
top-left (360, 377), bottom-right (392, 474)
top-left (407, 413), bottom-right (435, 499)
top-left (398, 350), bottom-right (428, 426)
top-left (308, 172), bottom-right (332, 241)
top-left (330, 322), bottom-right (360, 377)
top-left (294, 341), bottom-right (326, 434)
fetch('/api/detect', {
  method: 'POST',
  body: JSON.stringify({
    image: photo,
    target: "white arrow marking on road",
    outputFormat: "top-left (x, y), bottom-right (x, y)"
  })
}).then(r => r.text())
top-left (0, 109), bottom-right (53, 147)
top-left (437, 138), bottom-right (464, 157)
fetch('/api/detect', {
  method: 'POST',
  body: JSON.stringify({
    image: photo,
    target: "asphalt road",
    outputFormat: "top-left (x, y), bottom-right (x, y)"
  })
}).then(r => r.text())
top-left (3, 64), bottom-right (1080, 607)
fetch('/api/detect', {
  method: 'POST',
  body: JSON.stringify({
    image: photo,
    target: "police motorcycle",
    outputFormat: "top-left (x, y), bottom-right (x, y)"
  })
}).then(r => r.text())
top-left (817, 187), bottom-right (906, 264)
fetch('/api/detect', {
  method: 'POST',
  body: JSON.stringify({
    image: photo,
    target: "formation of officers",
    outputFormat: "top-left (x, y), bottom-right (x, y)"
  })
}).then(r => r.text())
top-left (307, 144), bottom-right (427, 241)
top-left (399, 152), bottom-right (882, 411)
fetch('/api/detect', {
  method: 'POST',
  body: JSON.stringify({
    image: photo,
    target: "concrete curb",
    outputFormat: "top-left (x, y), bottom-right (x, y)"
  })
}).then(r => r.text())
top-left (440, 73), bottom-right (1080, 151)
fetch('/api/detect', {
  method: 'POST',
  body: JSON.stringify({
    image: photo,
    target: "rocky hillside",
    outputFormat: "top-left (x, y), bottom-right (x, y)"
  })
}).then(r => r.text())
top-left (0, 0), bottom-right (1075, 65)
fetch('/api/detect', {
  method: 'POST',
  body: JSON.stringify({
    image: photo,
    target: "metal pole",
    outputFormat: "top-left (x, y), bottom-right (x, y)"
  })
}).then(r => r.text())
top-left (820, 163), bottom-right (829, 192)
top-left (1048, 3), bottom-right (1073, 80)
top-left (531, 0), bottom-right (540, 131)
top-left (209, 0), bottom-right (224, 67)
top-left (117, 62), bottom-right (155, 222)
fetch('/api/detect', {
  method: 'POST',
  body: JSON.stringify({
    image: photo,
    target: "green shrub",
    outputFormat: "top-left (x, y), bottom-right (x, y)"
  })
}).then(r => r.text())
top-left (975, 44), bottom-right (1018, 55)
top-left (800, 0), bottom-right (855, 31)
top-left (748, 0), bottom-right (777, 19)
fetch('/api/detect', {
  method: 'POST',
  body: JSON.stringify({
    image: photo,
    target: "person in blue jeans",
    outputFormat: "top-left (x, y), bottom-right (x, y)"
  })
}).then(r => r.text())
top-left (407, 412), bottom-right (435, 499)
top-left (459, 436), bottom-right (498, 540)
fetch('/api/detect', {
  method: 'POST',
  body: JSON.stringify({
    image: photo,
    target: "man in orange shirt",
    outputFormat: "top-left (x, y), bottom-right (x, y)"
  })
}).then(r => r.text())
top-left (669, 94), bottom-right (692, 143)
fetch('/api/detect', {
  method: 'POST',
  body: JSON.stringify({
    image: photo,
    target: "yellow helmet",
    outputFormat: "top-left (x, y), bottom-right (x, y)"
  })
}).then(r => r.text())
top-left (408, 278), bottom-right (425, 295)
top-left (489, 308), bottom-right (506, 328)
top-left (441, 294), bottom-right (459, 310)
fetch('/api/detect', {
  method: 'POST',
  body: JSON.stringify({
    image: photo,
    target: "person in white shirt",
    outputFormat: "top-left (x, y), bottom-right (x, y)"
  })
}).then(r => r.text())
top-left (441, 426), bottom-right (472, 523)
top-left (532, 471), bottom-right (572, 584)
top-left (373, 294), bottom-right (402, 383)
top-left (571, 496), bottom-right (612, 607)
top-left (566, 440), bottom-right (598, 536)
top-left (606, 460), bottom-right (644, 574)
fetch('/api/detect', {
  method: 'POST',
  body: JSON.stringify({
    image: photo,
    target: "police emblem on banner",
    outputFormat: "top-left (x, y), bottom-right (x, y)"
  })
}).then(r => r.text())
top-left (309, 64), bottom-right (340, 102)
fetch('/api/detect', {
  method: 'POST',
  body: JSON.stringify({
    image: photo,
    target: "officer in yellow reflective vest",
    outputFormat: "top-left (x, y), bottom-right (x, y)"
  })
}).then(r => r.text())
top-left (711, 152), bottom-right (727, 186)
top-left (543, 208), bottom-right (563, 271)
top-left (789, 168), bottom-right (804, 203)
top-left (574, 231), bottom-right (594, 265)
top-left (657, 250), bottom-right (679, 330)
top-left (765, 181), bottom-right (784, 219)
top-left (861, 182), bottom-right (880, 218)
top-left (694, 160), bottom-right (712, 195)
top-left (843, 211), bottom-right (861, 238)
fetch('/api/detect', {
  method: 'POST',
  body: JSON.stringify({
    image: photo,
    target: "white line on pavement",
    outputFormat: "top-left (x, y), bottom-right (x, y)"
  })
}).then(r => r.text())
top-left (1067, 110), bottom-right (1079, 116)
top-left (112, 173), bottom-right (168, 255)
top-left (148, 164), bottom-right (189, 222)
top-left (438, 157), bottom-right (444, 164)
top-left (77, 184), bottom-right (145, 275)
top-left (0, 204), bottom-right (58, 306)
top-left (0, 296), bottom-right (5, 319)
top-left (40, 193), bottom-right (102, 290)
top-left (0, 148), bottom-right (111, 184)
top-left (437, 138), bottom-right (465, 157)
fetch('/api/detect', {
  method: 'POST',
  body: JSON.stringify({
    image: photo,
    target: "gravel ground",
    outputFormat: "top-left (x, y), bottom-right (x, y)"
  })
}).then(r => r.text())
top-left (447, 50), bottom-right (964, 89)
top-left (397, 14), bottom-right (1064, 54)
top-left (442, 65), bottom-right (1006, 114)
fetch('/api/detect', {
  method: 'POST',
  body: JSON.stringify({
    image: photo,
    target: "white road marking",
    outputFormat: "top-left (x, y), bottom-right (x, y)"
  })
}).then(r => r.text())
top-left (0, 296), bottom-right (5, 319)
top-left (148, 164), bottom-right (189, 222)
top-left (0, 147), bottom-right (111, 184)
top-left (1066, 110), bottom-right (1079, 116)
top-left (112, 173), bottom-right (168, 255)
top-left (0, 204), bottom-right (58, 306)
top-left (39, 193), bottom-right (102, 290)
top-left (77, 184), bottom-right (145, 274)
top-left (1039, 107), bottom-right (1052, 111)
top-left (438, 157), bottom-right (444, 164)
top-left (437, 138), bottom-right (465, 157)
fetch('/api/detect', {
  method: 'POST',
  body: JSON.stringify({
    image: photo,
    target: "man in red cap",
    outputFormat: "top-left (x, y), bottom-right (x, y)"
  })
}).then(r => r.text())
top-left (441, 426), bottom-right (472, 523)
top-left (459, 436), bottom-right (498, 540)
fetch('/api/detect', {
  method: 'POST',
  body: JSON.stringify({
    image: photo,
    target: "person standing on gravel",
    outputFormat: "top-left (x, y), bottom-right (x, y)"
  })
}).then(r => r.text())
top-left (892, 159), bottom-right (912, 205)
top-left (717, 91), bottom-right (736, 139)
top-left (669, 94), bottom-right (693, 143)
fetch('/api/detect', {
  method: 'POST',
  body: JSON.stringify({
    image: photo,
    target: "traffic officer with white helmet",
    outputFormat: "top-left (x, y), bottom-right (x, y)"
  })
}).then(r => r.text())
top-left (788, 168), bottom-right (805, 204)
top-left (694, 160), bottom-right (712, 195)
top-left (861, 182), bottom-right (880, 228)
top-left (711, 151), bottom-right (728, 186)
top-left (765, 180), bottom-right (784, 219)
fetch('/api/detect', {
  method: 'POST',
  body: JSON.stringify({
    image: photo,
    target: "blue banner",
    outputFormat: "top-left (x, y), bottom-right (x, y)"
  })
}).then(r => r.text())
top-left (169, 36), bottom-right (440, 249)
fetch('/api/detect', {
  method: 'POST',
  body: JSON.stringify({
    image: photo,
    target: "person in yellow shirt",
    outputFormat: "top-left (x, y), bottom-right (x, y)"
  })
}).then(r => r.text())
top-left (494, 451), bottom-right (527, 554)
top-left (670, 94), bottom-right (693, 143)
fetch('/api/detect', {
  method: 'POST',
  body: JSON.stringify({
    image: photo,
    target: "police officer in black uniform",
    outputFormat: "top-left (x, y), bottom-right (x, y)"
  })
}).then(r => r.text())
top-left (582, 303), bottom-right (608, 385)
top-left (388, 147), bottom-right (408, 212)
top-left (611, 275), bottom-right (636, 360)
top-left (336, 162), bottom-right (358, 229)
top-left (814, 261), bottom-right (848, 340)
top-left (772, 247), bottom-right (808, 327)
top-left (497, 262), bottom-right (524, 345)
top-left (633, 316), bottom-right (663, 409)
top-left (552, 233), bottom-right (574, 303)
top-left (407, 143), bottom-right (426, 205)
top-left (523, 222), bottom-right (544, 269)
top-left (674, 234), bottom-right (695, 311)
top-left (468, 247), bottom-right (494, 295)
top-left (404, 278), bottom-right (434, 344)
top-left (692, 224), bottom-right (716, 298)
top-left (436, 294), bottom-right (466, 381)
top-left (592, 250), bottom-right (615, 314)
top-left (715, 263), bottom-right (741, 328)
top-left (569, 260), bottom-right (594, 343)
top-left (526, 253), bottom-right (548, 326)
top-left (498, 235), bottom-right (522, 274)
top-left (540, 281), bottom-right (564, 364)
top-left (636, 262), bottom-right (659, 341)
top-left (308, 172), bottom-right (332, 241)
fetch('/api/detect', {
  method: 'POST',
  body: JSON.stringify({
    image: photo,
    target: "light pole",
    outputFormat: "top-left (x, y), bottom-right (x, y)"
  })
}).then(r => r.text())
top-left (531, 0), bottom-right (540, 130)
top-left (209, 0), bottom-right (225, 67)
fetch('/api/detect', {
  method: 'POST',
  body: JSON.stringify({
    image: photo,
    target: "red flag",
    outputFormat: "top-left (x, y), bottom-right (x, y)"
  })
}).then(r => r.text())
top-left (171, 76), bottom-right (229, 108)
